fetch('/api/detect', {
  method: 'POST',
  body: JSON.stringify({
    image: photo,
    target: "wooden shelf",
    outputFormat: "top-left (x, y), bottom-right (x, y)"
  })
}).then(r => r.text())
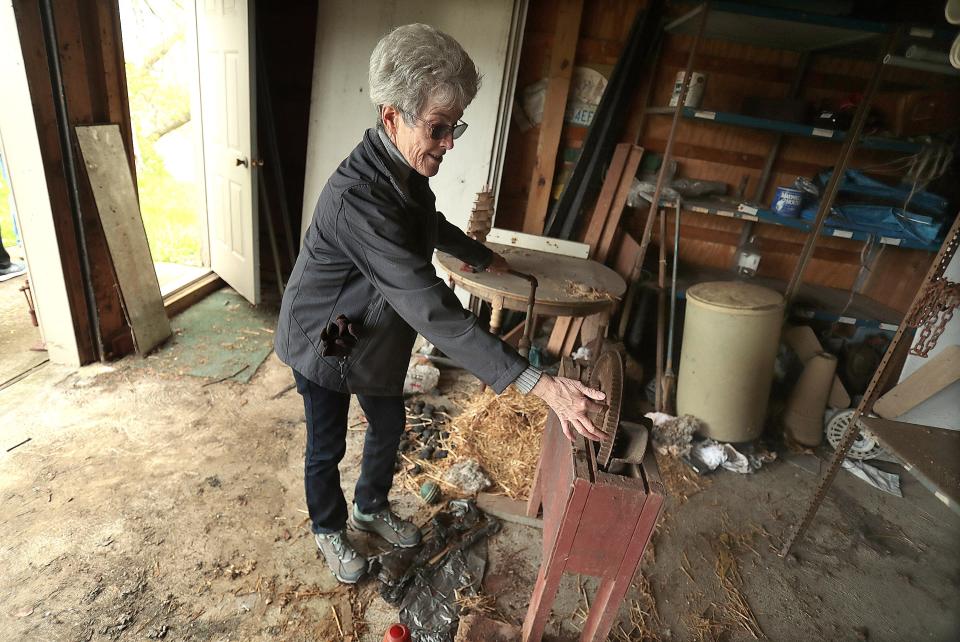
top-left (860, 416), bottom-right (960, 515)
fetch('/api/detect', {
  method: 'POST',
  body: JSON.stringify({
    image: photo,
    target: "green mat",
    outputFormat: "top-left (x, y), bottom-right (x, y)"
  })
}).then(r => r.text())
top-left (135, 288), bottom-right (277, 383)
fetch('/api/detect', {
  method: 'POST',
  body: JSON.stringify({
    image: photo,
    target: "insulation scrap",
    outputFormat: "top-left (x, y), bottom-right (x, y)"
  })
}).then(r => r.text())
top-left (646, 412), bottom-right (703, 457)
top-left (443, 459), bottom-right (492, 494)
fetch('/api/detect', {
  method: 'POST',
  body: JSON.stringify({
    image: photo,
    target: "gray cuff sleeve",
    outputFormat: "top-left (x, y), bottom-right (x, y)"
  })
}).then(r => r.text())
top-left (512, 365), bottom-right (543, 395)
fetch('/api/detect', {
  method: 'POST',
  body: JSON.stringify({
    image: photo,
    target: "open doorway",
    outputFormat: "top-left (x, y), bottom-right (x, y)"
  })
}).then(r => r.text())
top-left (119, 0), bottom-right (210, 296)
top-left (0, 142), bottom-right (46, 388)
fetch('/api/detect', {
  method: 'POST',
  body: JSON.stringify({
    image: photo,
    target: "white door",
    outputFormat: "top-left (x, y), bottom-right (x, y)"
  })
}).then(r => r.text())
top-left (195, 0), bottom-right (259, 304)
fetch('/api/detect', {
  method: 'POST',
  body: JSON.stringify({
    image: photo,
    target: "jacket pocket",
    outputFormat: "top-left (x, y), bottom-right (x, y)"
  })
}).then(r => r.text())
top-left (340, 296), bottom-right (385, 379)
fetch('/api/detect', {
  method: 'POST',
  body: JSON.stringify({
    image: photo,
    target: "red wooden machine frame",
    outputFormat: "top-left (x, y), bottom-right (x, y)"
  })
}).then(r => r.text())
top-left (522, 356), bottom-right (665, 641)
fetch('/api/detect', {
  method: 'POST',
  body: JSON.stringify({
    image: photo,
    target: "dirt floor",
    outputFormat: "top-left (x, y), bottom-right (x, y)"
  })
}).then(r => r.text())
top-left (1, 287), bottom-right (959, 641)
top-left (0, 248), bottom-right (45, 389)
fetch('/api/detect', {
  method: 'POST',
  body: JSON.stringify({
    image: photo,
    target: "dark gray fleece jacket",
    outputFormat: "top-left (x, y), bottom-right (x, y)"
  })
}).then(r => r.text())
top-left (275, 128), bottom-right (528, 395)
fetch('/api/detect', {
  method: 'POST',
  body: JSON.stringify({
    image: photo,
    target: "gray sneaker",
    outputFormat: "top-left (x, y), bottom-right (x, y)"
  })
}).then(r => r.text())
top-left (351, 505), bottom-right (422, 548)
top-left (315, 529), bottom-right (367, 584)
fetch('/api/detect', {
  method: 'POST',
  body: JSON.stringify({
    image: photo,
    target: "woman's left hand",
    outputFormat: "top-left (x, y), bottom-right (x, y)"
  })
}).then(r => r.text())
top-left (485, 253), bottom-right (510, 274)
top-left (531, 374), bottom-right (609, 442)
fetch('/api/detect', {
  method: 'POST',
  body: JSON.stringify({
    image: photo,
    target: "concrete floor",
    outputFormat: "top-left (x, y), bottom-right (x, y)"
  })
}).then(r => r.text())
top-left (1, 295), bottom-right (958, 641)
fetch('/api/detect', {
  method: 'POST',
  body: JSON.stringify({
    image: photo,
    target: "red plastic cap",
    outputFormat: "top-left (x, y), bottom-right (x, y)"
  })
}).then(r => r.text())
top-left (383, 623), bottom-right (410, 642)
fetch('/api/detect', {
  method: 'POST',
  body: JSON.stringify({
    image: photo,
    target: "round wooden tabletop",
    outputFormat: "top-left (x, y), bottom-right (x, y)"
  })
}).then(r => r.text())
top-left (436, 243), bottom-right (626, 316)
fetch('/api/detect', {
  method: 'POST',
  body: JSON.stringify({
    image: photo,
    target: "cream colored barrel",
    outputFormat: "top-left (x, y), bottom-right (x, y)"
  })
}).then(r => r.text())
top-left (677, 281), bottom-right (784, 442)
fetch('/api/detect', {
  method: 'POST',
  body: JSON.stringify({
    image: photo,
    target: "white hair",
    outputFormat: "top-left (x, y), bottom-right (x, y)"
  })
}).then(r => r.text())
top-left (368, 23), bottom-right (481, 125)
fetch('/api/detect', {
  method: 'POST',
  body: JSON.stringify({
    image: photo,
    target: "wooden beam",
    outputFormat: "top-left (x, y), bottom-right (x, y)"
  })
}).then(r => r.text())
top-left (11, 0), bottom-right (136, 362)
top-left (501, 316), bottom-right (543, 349)
top-left (163, 273), bottom-right (225, 318)
top-left (546, 317), bottom-right (574, 358)
top-left (522, 0), bottom-right (584, 235)
top-left (12, 1), bottom-right (96, 362)
top-left (874, 345), bottom-right (960, 419)
top-left (581, 143), bottom-right (630, 253)
top-left (485, 228), bottom-right (590, 259)
top-left (477, 492), bottom-right (543, 529)
top-left (595, 146), bottom-right (643, 263)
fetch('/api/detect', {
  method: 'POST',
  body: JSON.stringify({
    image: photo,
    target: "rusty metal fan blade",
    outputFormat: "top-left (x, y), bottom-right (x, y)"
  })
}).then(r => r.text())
top-left (589, 350), bottom-right (624, 468)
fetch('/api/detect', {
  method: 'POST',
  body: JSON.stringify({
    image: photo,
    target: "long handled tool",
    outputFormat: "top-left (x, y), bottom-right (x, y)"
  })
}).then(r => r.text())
top-left (661, 200), bottom-right (681, 414)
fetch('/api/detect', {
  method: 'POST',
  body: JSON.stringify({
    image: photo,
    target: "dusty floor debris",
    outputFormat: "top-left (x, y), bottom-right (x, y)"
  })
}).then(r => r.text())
top-left (1, 298), bottom-right (959, 640)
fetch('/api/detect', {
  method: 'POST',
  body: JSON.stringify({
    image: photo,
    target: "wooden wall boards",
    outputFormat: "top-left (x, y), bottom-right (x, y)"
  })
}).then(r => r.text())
top-left (12, 0), bottom-right (136, 361)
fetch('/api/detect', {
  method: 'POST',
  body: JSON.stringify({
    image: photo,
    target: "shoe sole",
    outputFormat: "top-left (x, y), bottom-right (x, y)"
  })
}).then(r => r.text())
top-left (332, 569), bottom-right (363, 584)
top-left (350, 516), bottom-right (421, 548)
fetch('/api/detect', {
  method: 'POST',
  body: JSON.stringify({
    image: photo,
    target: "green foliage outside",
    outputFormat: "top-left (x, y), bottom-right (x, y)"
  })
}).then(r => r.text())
top-left (123, 4), bottom-right (202, 267)
top-left (127, 57), bottom-right (202, 266)
top-left (0, 169), bottom-right (14, 249)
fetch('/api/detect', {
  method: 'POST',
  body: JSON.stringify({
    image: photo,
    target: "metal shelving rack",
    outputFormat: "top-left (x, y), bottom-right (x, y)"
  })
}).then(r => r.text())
top-left (782, 214), bottom-right (960, 554)
top-left (646, 105), bottom-right (927, 154)
top-left (628, 2), bottom-right (952, 410)
top-left (636, 0), bottom-right (960, 557)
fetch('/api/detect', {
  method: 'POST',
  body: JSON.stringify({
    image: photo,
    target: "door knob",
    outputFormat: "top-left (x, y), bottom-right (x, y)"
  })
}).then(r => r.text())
top-left (236, 157), bottom-right (248, 167)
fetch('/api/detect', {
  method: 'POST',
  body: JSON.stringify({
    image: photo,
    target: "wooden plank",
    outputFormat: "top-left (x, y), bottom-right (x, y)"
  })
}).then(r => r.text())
top-left (579, 312), bottom-right (607, 347)
top-left (612, 231), bottom-right (641, 281)
top-left (75, 125), bottom-right (171, 354)
top-left (477, 492), bottom-right (544, 529)
top-left (581, 143), bottom-right (631, 252)
top-left (560, 317), bottom-right (585, 357)
top-left (485, 228), bottom-right (590, 259)
top-left (94, 0), bottom-right (137, 184)
top-left (547, 317), bottom-right (574, 357)
top-left (164, 273), bottom-right (225, 318)
top-left (595, 145), bottom-right (643, 263)
top-left (874, 345), bottom-right (960, 418)
top-left (522, 0), bottom-right (585, 235)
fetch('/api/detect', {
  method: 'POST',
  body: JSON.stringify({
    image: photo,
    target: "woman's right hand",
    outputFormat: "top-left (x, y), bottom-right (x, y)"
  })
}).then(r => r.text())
top-left (531, 374), bottom-right (609, 442)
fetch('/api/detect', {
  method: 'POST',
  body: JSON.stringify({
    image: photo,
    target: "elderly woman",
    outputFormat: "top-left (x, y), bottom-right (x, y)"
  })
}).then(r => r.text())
top-left (275, 24), bottom-right (606, 584)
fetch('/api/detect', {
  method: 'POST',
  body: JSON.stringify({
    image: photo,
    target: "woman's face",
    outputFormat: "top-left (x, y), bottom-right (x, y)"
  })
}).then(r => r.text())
top-left (382, 102), bottom-right (462, 178)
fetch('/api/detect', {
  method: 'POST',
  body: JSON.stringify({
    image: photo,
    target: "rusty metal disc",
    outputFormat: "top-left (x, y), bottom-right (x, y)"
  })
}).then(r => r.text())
top-left (589, 350), bottom-right (624, 468)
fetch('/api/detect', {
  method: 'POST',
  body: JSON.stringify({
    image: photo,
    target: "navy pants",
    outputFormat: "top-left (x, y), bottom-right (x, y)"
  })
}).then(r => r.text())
top-left (292, 370), bottom-right (405, 534)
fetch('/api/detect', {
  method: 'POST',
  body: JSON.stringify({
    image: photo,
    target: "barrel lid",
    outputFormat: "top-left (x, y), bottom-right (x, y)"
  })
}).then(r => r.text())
top-left (687, 281), bottom-right (784, 312)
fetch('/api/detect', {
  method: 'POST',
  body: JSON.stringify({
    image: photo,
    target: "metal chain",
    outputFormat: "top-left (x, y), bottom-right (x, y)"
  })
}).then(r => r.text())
top-left (910, 280), bottom-right (960, 356)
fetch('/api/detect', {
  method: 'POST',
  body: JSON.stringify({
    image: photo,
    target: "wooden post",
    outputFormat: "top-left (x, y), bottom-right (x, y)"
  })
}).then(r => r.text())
top-left (522, 0), bottom-right (584, 235)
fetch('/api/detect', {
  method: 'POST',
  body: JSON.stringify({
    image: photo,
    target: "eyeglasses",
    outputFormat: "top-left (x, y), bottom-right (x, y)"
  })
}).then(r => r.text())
top-left (404, 111), bottom-right (468, 141)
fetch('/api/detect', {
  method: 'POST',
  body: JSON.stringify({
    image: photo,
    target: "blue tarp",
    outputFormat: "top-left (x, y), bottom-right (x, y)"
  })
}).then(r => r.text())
top-left (799, 169), bottom-right (948, 244)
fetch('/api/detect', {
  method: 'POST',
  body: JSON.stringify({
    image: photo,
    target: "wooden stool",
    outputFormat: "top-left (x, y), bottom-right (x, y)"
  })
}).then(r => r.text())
top-left (522, 365), bottom-right (665, 641)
